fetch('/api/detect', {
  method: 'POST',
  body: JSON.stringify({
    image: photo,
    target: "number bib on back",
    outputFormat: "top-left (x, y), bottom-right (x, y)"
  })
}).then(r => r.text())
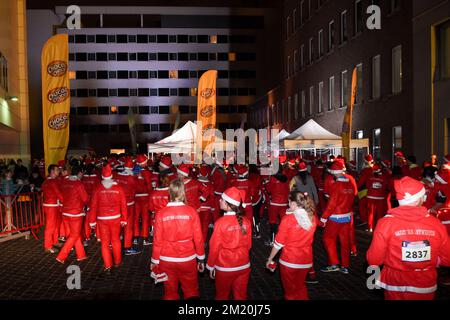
top-left (401, 241), bottom-right (431, 262)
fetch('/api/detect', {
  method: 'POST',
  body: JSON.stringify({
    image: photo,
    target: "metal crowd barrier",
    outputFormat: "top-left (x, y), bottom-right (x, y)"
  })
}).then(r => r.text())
top-left (0, 191), bottom-right (44, 242)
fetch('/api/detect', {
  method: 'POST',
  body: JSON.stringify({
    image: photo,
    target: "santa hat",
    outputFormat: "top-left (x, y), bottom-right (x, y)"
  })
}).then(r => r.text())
top-left (198, 166), bottom-right (210, 181)
top-left (288, 158), bottom-right (296, 166)
top-left (136, 154), bottom-right (148, 166)
top-left (176, 164), bottom-right (191, 178)
top-left (279, 155), bottom-right (287, 165)
top-left (365, 154), bottom-right (374, 163)
top-left (150, 265), bottom-right (168, 284)
top-left (58, 160), bottom-right (66, 168)
top-left (435, 170), bottom-right (449, 185)
top-left (159, 156), bottom-right (172, 169)
top-left (372, 164), bottom-right (381, 174)
top-left (298, 162), bottom-right (308, 172)
top-left (124, 160), bottom-right (134, 170)
top-left (444, 154), bottom-right (450, 164)
top-left (102, 164), bottom-right (113, 180)
top-left (381, 160), bottom-right (391, 169)
top-left (423, 161), bottom-right (432, 168)
top-left (295, 156), bottom-right (302, 163)
top-left (118, 156), bottom-right (126, 165)
top-left (395, 151), bottom-right (405, 159)
top-left (348, 161), bottom-right (357, 170)
top-left (394, 177), bottom-right (426, 206)
top-left (222, 187), bottom-right (247, 208)
top-left (235, 164), bottom-right (249, 177)
top-left (328, 160), bottom-right (345, 175)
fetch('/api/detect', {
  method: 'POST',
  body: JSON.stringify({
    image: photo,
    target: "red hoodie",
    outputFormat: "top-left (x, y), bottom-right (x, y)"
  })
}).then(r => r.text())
top-left (367, 206), bottom-right (450, 294)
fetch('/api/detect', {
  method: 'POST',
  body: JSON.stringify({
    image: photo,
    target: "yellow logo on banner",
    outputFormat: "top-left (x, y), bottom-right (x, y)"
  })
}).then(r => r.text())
top-left (42, 34), bottom-right (70, 174)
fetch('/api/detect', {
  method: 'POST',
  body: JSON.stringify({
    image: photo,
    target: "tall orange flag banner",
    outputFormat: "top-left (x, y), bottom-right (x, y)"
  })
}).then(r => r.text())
top-left (196, 70), bottom-right (218, 159)
top-left (42, 34), bottom-right (71, 173)
top-left (341, 67), bottom-right (358, 161)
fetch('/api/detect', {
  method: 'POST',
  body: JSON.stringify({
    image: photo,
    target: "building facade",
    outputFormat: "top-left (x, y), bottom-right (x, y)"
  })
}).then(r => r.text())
top-left (0, 0), bottom-right (30, 163)
top-left (248, 0), bottom-right (417, 163)
top-left (27, 5), bottom-right (282, 156)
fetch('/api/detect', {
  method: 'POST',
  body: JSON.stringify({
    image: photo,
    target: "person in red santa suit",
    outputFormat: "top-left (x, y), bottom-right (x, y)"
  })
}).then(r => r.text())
top-left (57, 161), bottom-right (70, 241)
top-left (248, 164), bottom-right (263, 239)
top-left (265, 166), bottom-right (290, 247)
top-left (133, 154), bottom-right (153, 246)
top-left (311, 159), bottom-right (326, 214)
top-left (405, 155), bottom-right (423, 181)
top-left (207, 187), bottom-right (252, 300)
top-left (176, 164), bottom-right (202, 211)
top-left (197, 166), bottom-right (214, 245)
top-left (283, 158), bottom-right (298, 184)
top-left (266, 191), bottom-right (317, 300)
top-left (88, 164), bottom-right (128, 273)
top-left (367, 176), bottom-right (450, 300)
top-left (356, 154), bottom-right (374, 227)
top-left (42, 164), bottom-right (64, 253)
top-left (319, 160), bottom-right (357, 274)
top-left (150, 179), bottom-right (205, 300)
top-left (158, 155), bottom-right (177, 185)
top-left (229, 164), bottom-right (255, 223)
top-left (56, 166), bottom-right (89, 263)
top-left (148, 173), bottom-right (171, 241)
top-left (366, 164), bottom-right (390, 232)
top-left (114, 159), bottom-right (139, 255)
top-left (421, 166), bottom-right (439, 213)
top-left (81, 162), bottom-right (101, 245)
top-left (211, 159), bottom-right (228, 223)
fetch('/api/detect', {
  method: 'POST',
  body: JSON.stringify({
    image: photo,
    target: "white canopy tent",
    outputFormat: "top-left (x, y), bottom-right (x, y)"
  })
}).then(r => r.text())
top-left (147, 121), bottom-right (236, 155)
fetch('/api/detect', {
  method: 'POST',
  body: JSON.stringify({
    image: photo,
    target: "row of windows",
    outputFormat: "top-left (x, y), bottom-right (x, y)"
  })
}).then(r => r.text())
top-left (286, 0), bottom-right (400, 40)
top-left (70, 87), bottom-right (257, 98)
top-left (69, 34), bottom-right (256, 44)
top-left (71, 105), bottom-right (247, 116)
top-left (69, 52), bottom-right (256, 62)
top-left (71, 69), bottom-right (256, 80)
top-left (251, 48), bottom-right (403, 127)
top-left (71, 122), bottom-right (243, 133)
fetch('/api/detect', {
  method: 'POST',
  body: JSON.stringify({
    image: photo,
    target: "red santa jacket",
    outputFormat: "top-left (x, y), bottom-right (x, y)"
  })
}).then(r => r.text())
top-left (366, 173), bottom-right (390, 200)
top-left (59, 176), bottom-right (89, 217)
top-left (211, 165), bottom-right (227, 196)
top-left (183, 178), bottom-right (201, 211)
top-left (114, 172), bottom-right (137, 206)
top-left (357, 166), bottom-right (373, 191)
top-left (230, 178), bottom-right (255, 208)
top-left (41, 177), bottom-right (63, 207)
top-left (367, 206), bottom-right (450, 294)
top-left (89, 180), bottom-right (127, 224)
top-left (274, 210), bottom-right (317, 268)
top-left (151, 202), bottom-right (205, 264)
top-left (82, 174), bottom-right (101, 200)
top-left (283, 167), bottom-right (298, 184)
top-left (198, 179), bottom-right (214, 212)
top-left (140, 168), bottom-right (153, 191)
top-left (321, 174), bottom-right (357, 223)
top-left (206, 212), bottom-right (252, 272)
top-left (135, 174), bottom-right (151, 203)
top-left (437, 208), bottom-right (450, 235)
top-left (266, 175), bottom-right (290, 206)
top-left (323, 174), bottom-right (335, 199)
top-left (148, 187), bottom-right (169, 214)
top-left (422, 178), bottom-right (437, 210)
top-left (248, 172), bottom-right (263, 206)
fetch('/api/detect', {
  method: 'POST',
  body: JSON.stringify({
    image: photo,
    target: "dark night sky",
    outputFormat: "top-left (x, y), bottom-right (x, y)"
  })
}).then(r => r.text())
top-left (26, 0), bottom-right (281, 9)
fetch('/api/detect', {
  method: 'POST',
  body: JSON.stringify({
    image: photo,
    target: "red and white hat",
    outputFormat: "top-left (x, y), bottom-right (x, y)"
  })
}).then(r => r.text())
top-left (395, 151), bottom-right (405, 159)
top-left (372, 164), bottom-right (381, 173)
top-left (435, 170), bottom-right (449, 185)
top-left (394, 177), bottom-right (426, 206)
top-left (136, 154), bottom-right (148, 166)
top-left (235, 164), bottom-right (249, 177)
top-left (298, 162), bottom-right (308, 172)
top-left (365, 154), bottom-right (374, 163)
top-left (288, 158), bottom-right (296, 166)
top-left (198, 166), bottom-right (210, 181)
top-left (124, 160), bottom-right (134, 170)
top-left (58, 160), bottom-right (66, 168)
top-left (279, 155), bottom-right (287, 165)
top-left (176, 164), bottom-right (191, 178)
top-left (328, 160), bottom-right (345, 175)
top-left (159, 156), bottom-right (172, 169)
top-left (381, 160), bottom-right (391, 168)
top-left (222, 187), bottom-right (247, 208)
top-left (102, 164), bottom-right (113, 180)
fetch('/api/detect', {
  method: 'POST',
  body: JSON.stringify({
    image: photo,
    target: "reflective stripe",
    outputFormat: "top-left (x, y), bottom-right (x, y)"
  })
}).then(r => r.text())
top-left (376, 280), bottom-right (437, 294)
top-left (127, 201), bottom-right (135, 206)
top-left (270, 202), bottom-right (288, 207)
top-left (200, 206), bottom-right (211, 210)
top-left (135, 194), bottom-right (149, 197)
top-left (98, 214), bottom-right (121, 221)
top-left (320, 218), bottom-right (328, 224)
top-left (441, 220), bottom-right (450, 225)
top-left (243, 203), bottom-right (252, 207)
top-left (273, 240), bottom-right (284, 250)
top-left (197, 254), bottom-right (205, 260)
top-left (279, 259), bottom-right (313, 269)
top-left (330, 213), bottom-right (352, 219)
top-left (252, 193), bottom-right (263, 206)
top-left (199, 196), bottom-right (206, 202)
top-left (62, 212), bottom-right (85, 218)
top-left (214, 192), bottom-right (223, 196)
top-left (215, 263), bottom-right (251, 272)
top-left (160, 254), bottom-right (197, 263)
top-left (367, 196), bottom-right (385, 200)
top-left (43, 203), bottom-right (59, 207)
top-left (151, 258), bottom-right (160, 264)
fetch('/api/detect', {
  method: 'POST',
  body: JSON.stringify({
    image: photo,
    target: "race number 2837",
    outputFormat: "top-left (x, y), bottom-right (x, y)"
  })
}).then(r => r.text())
top-left (401, 240), bottom-right (431, 263)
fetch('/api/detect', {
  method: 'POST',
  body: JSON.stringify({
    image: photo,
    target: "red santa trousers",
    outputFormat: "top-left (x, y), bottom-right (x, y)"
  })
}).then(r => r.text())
top-left (323, 221), bottom-right (350, 268)
top-left (134, 200), bottom-right (150, 238)
top-left (367, 198), bottom-right (386, 231)
top-left (359, 196), bottom-right (368, 223)
top-left (123, 204), bottom-right (135, 248)
top-left (56, 216), bottom-right (87, 261)
top-left (244, 206), bottom-right (253, 222)
top-left (385, 291), bottom-right (435, 300)
top-left (159, 259), bottom-right (199, 300)
top-left (215, 268), bottom-right (251, 300)
top-left (280, 265), bottom-right (309, 300)
top-left (350, 215), bottom-right (357, 254)
top-left (44, 207), bottom-right (61, 250)
top-left (268, 205), bottom-right (288, 225)
top-left (98, 219), bottom-right (122, 268)
top-left (199, 209), bottom-right (211, 244)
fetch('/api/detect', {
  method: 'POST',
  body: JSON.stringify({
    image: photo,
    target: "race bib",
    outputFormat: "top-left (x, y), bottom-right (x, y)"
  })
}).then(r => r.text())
top-left (372, 182), bottom-right (382, 189)
top-left (401, 241), bottom-right (431, 263)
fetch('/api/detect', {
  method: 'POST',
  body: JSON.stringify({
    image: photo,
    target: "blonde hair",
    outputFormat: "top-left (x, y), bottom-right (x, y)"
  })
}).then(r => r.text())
top-left (169, 179), bottom-right (186, 203)
top-left (289, 191), bottom-right (315, 223)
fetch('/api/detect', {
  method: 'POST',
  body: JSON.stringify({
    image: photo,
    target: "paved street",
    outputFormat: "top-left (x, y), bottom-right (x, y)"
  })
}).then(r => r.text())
top-left (0, 221), bottom-right (449, 300)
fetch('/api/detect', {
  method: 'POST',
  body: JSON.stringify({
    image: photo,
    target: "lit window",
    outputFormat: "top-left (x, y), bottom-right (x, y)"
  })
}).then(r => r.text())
top-left (69, 71), bottom-right (76, 80)
top-left (110, 106), bottom-right (118, 114)
top-left (228, 53), bottom-right (236, 61)
top-left (169, 70), bottom-right (178, 79)
top-left (190, 88), bottom-right (198, 96)
top-left (210, 35), bottom-right (217, 44)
